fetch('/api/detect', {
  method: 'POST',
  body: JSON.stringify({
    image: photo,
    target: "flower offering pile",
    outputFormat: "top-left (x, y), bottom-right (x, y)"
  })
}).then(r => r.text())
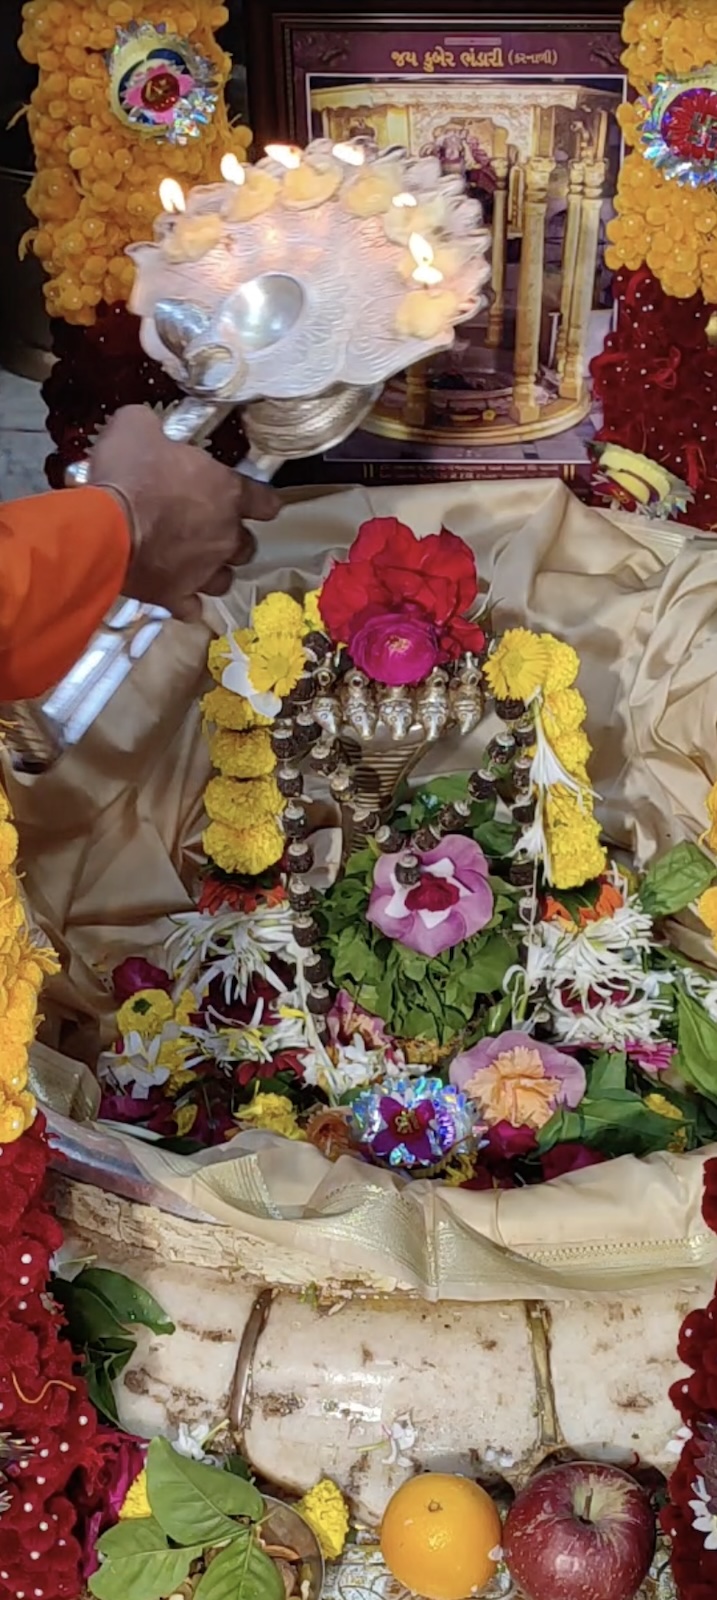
top-left (100, 517), bottom-right (717, 1188)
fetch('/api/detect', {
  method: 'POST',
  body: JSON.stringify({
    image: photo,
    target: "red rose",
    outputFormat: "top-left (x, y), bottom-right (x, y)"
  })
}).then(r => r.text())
top-left (319, 517), bottom-right (484, 663)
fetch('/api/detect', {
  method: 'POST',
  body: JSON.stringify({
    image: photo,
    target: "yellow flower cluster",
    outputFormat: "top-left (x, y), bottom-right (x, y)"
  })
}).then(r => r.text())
top-left (0, 787), bottom-right (59, 1142)
top-left (606, 0), bottom-right (717, 299)
top-left (200, 590), bottom-right (324, 877)
top-left (295, 1479), bottom-right (350, 1562)
top-left (19, 0), bottom-right (251, 324)
top-left (236, 1092), bottom-right (306, 1142)
top-left (116, 987), bottom-right (175, 1039)
top-left (485, 629), bottom-right (606, 891)
top-left (119, 1469), bottom-right (151, 1520)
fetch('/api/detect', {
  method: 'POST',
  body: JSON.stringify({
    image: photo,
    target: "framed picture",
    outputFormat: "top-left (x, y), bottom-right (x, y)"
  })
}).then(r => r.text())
top-left (244, 4), bottom-right (627, 490)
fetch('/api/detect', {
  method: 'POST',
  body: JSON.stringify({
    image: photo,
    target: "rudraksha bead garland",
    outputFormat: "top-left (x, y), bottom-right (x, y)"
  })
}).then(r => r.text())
top-left (272, 645), bottom-right (489, 1034)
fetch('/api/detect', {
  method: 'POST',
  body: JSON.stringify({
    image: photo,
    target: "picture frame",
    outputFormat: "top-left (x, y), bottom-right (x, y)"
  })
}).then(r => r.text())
top-left (243, 4), bottom-right (627, 489)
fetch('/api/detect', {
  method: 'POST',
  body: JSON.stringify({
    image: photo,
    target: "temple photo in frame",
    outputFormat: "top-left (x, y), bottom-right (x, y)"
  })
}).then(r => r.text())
top-left (246, 9), bottom-right (626, 487)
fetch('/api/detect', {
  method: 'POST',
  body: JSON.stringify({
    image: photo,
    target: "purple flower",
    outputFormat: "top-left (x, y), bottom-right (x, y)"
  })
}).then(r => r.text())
top-left (373, 1094), bottom-right (437, 1166)
top-left (349, 606), bottom-right (441, 686)
top-left (627, 1040), bottom-right (676, 1074)
top-left (368, 834), bottom-right (494, 958)
top-left (450, 1030), bottom-right (586, 1130)
top-left (113, 957), bottom-right (172, 1004)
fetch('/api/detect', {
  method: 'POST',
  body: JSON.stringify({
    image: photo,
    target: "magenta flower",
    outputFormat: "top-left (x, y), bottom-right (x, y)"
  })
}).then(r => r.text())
top-left (125, 64), bottom-right (196, 125)
top-left (368, 835), bottom-right (493, 958)
top-left (75, 1430), bottom-right (147, 1577)
top-left (627, 1040), bottom-right (676, 1074)
top-left (541, 1143), bottom-right (607, 1181)
top-left (450, 1030), bottom-right (586, 1130)
top-left (113, 957), bottom-right (172, 1004)
top-left (349, 606), bottom-right (441, 686)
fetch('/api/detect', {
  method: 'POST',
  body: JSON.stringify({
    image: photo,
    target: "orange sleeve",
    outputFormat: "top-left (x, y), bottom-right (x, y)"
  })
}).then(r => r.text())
top-left (0, 487), bottom-right (131, 702)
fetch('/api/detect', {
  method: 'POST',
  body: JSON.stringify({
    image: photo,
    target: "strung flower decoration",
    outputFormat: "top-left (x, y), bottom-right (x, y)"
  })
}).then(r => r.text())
top-left (590, 442), bottom-right (695, 519)
top-left (350, 1075), bottom-right (480, 1171)
top-left (640, 71), bottom-right (717, 189)
top-left (109, 24), bottom-right (219, 145)
top-left (319, 518), bottom-right (485, 681)
top-left (450, 1031), bottom-right (586, 1131)
top-left (368, 835), bottom-right (494, 958)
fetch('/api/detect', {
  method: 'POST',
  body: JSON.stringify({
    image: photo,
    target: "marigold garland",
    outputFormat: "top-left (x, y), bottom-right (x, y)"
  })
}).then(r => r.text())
top-left (200, 591), bottom-right (320, 878)
top-left (19, 1), bottom-right (251, 325)
top-left (609, 1), bottom-right (717, 301)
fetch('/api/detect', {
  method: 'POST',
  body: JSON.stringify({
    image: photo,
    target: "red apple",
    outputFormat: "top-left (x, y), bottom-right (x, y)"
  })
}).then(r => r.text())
top-left (503, 1461), bottom-right (655, 1600)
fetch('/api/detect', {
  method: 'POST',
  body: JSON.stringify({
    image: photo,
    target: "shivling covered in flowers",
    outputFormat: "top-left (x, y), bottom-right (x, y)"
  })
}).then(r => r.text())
top-left (99, 516), bottom-right (717, 1187)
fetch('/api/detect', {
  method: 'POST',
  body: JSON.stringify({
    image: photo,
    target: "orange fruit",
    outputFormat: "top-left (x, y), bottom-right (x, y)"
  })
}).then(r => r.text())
top-left (380, 1472), bottom-right (502, 1600)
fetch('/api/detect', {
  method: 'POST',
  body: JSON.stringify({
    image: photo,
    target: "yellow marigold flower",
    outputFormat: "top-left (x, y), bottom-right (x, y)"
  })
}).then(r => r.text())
top-left (296, 1480), bottom-right (350, 1562)
top-left (550, 829), bottom-right (607, 891)
top-left (0, 1045), bottom-right (29, 1095)
top-left (541, 636), bottom-right (580, 694)
top-left (0, 824), bottom-right (19, 872)
top-left (237, 1093), bottom-right (306, 1141)
top-left (204, 775), bottom-right (284, 830)
top-left (201, 686), bottom-right (272, 733)
top-left (0, 1094), bottom-right (29, 1143)
top-left (119, 1469), bottom-right (151, 1520)
top-left (203, 817), bottom-right (284, 876)
top-left (485, 629), bottom-right (549, 703)
top-left (174, 990), bottom-right (200, 1028)
top-left (208, 728), bottom-right (276, 780)
top-left (303, 589), bottom-right (325, 634)
top-left (207, 630), bottom-right (255, 685)
top-left (541, 689), bottom-right (588, 741)
top-left (698, 886), bottom-right (717, 934)
top-left (552, 730), bottom-right (593, 775)
top-left (247, 633), bottom-right (305, 699)
top-left (116, 989), bottom-right (175, 1041)
top-left (252, 593), bottom-right (305, 639)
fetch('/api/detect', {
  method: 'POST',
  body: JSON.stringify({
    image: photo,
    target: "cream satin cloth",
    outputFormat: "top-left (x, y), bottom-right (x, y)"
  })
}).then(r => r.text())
top-left (8, 479), bottom-right (717, 1300)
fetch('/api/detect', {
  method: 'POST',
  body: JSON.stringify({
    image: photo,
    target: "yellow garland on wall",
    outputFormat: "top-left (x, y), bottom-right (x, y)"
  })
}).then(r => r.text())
top-left (0, 784), bottom-right (59, 1142)
top-left (607, 0), bottom-right (717, 300)
top-left (19, 1), bottom-right (251, 325)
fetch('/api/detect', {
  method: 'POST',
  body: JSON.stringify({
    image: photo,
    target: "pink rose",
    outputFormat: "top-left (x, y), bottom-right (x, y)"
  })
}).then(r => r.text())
top-left (450, 1030), bottom-right (586, 1130)
top-left (349, 606), bottom-right (441, 685)
top-left (368, 835), bottom-right (493, 958)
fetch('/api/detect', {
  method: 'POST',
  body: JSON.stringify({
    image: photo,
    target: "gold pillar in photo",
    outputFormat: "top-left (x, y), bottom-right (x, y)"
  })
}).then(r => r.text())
top-left (405, 358), bottom-right (429, 429)
top-left (555, 158), bottom-right (586, 377)
top-left (486, 154), bottom-right (510, 349)
top-left (510, 155), bottom-right (554, 425)
top-left (559, 157), bottom-right (607, 402)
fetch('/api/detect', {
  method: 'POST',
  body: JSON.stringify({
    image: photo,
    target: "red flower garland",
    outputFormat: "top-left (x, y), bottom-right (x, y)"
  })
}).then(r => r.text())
top-left (0, 1118), bottom-right (101, 1600)
top-left (663, 1159), bottom-right (717, 1599)
top-left (590, 267), bottom-right (717, 533)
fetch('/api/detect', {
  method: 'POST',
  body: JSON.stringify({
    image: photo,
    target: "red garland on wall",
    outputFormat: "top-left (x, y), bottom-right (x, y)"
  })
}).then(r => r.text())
top-left (0, 1117), bottom-right (101, 1600)
top-left (663, 1160), bottom-right (717, 1600)
top-left (43, 304), bottom-right (248, 489)
top-left (590, 267), bottom-right (717, 533)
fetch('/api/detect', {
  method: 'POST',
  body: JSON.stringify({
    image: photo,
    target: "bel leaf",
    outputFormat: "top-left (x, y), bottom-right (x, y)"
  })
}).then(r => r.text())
top-left (194, 1533), bottom-right (284, 1600)
top-left (52, 1281), bottom-right (129, 1347)
top-left (147, 1438), bottom-right (264, 1546)
top-left (77, 1269), bottom-right (175, 1335)
top-left (463, 934), bottom-right (516, 996)
top-left (588, 1052), bottom-right (628, 1096)
top-left (639, 841), bottom-right (717, 919)
top-left (90, 1517), bottom-right (201, 1600)
top-left (474, 820), bottom-right (518, 859)
top-left (677, 990), bottom-right (717, 1104)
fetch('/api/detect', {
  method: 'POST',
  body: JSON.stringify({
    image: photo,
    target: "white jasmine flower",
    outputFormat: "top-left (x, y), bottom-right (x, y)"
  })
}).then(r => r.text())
top-left (173, 1422), bottom-right (214, 1461)
top-left (689, 1475), bottom-right (717, 1549)
top-left (383, 1413), bottom-right (417, 1468)
top-left (98, 1030), bottom-right (171, 1099)
top-left (666, 1424), bottom-right (693, 1457)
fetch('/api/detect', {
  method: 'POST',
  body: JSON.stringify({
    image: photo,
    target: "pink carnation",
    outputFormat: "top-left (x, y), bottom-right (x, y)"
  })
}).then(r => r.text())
top-left (450, 1030), bottom-right (586, 1130)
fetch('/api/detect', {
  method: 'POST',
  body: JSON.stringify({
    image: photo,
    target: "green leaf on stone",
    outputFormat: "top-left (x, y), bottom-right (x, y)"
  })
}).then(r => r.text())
top-left (89, 1517), bottom-right (201, 1600)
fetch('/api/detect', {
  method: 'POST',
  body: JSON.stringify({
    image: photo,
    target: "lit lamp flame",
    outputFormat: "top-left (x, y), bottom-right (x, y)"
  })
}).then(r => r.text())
top-left (332, 142), bottom-right (365, 166)
top-left (159, 178), bottom-right (186, 214)
top-left (220, 153), bottom-right (246, 187)
top-left (393, 192), bottom-right (418, 209)
top-left (265, 144), bottom-right (302, 170)
top-left (410, 233), bottom-right (443, 288)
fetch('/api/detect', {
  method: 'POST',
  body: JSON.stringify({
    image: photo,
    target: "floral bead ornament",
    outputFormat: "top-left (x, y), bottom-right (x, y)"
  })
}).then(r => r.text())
top-left (350, 1076), bottom-right (481, 1173)
top-left (108, 22), bottom-right (219, 145)
top-left (640, 70), bottom-right (717, 189)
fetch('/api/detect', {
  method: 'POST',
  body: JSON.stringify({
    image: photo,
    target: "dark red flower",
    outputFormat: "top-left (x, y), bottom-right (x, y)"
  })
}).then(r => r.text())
top-left (318, 517), bottom-right (484, 663)
top-left (112, 957), bottom-right (172, 1003)
top-left (541, 1143), bottom-right (607, 1181)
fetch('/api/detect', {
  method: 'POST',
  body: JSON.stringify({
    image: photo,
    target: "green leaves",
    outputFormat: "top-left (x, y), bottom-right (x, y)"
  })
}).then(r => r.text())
top-left (537, 1048), bottom-right (695, 1160)
top-left (147, 1439), bottom-right (264, 1546)
top-left (194, 1534), bottom-right (284, 1600)
top-left (53, 1268), bottom-right (175, 1428)
top-left (89, 1518), bottom-right (201, 1600)
top-left (676, 990), bottom-right (717, 1103)
top-left (639, 841), bottom-right (717, 919)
